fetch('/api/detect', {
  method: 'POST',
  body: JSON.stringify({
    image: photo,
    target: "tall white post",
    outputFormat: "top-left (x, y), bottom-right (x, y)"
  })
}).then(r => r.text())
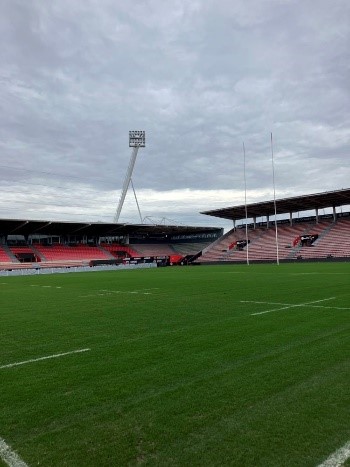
top-left (243, 142), bottom-right (249, 266)
top-left (271, 132), bottom-right (280, 265)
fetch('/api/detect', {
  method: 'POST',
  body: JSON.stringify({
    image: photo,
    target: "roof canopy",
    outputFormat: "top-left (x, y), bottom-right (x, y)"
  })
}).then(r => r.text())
top-left (0, 219), bottom-right (221, 238)
top-left (201, 188), bottom-right (350, 221)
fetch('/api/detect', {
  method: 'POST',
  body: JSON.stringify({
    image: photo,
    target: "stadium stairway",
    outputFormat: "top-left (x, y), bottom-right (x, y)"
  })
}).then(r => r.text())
top-left (30, 244), bottom-right (46, 261)
top-left (0, 245), bottom-right (13, 262)
top-left (97, 245), bottom-right (115, 259)
top-left (1, 244), bottom-right (18, 262)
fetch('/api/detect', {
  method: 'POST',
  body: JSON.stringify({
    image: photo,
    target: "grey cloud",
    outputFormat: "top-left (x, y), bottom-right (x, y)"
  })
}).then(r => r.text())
top-left (0, 0), bottom-right (349, 225)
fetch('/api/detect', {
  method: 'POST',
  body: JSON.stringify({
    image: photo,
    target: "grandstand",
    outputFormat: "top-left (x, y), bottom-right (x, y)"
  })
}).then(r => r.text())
top-left (1, 188), bottom-right (350, 270)
top-left (199, 188), bottom-right (350, 263)
top-left (0, 220), bottom-right (221, 270)
top-left (199, 216), bottom-right (350, 263)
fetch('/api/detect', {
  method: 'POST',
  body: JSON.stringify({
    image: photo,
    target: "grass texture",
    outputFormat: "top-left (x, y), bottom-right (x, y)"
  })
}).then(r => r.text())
top-left (0, 262), bottom-right (349, 466)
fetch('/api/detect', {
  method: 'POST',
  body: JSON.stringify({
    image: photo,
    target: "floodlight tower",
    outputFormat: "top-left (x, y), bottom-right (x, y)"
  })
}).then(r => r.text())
top-left (114, 131), bottom-right (145, 223)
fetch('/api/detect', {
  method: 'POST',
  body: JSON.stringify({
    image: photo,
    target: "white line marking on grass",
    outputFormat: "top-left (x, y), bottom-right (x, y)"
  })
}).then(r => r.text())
top-left (218, 272), bottom-right (246, 274)
top-left (242, 299), bottom-right (350, 312)
top-left (0, 436), bottom-right (28, 467)
top-left (317, 440), bottom-right (350, 467)
top-left (80, 288), bottom-right (159, 298)
top-left (100, 288), bottom-right (159, 293)
top-left (290, 272), bottom-right (349, 276)
top-left (0, 348), bottom-right (90, 370)
top-left (241, 297), bottom-right (336, 316)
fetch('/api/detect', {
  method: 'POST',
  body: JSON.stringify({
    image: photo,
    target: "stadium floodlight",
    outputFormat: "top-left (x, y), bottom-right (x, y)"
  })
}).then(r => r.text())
top-left (114, 131), bottom-right (146, 223)
top-left (129, 130), bottom-right (145, 147)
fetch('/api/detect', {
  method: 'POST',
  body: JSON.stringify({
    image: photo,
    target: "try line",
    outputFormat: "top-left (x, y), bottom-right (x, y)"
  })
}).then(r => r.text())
top-left (0, 348), bottom-right (90, 370)
top-left (0, 437), bottom-right (28, 467)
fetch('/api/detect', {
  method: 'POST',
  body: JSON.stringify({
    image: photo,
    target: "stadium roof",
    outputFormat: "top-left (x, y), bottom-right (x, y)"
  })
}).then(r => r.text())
top-left (0, 219), bottom-right (221, 237)
top-left (201, 188), bottom-right (350, 221)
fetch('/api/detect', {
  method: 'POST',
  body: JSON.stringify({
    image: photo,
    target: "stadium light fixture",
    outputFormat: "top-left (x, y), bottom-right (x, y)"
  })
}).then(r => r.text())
top-left (129, 130), bottom-right (145, 148)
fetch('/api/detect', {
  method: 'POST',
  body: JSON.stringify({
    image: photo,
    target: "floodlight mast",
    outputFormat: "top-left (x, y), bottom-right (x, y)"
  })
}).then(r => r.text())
top-left (114, 131), bottom-right (145, 223)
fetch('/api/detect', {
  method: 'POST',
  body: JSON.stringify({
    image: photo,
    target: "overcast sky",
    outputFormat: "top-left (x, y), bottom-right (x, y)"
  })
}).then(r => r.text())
top-left (1, 0), bottom-right (349, 230)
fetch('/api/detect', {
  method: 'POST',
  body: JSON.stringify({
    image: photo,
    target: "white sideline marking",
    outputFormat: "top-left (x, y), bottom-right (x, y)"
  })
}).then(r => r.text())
top-left (317, 440), bottom-right (350, 467)
top-left (241, 297), bottom-right (336, 316)
top-left (0, 348), bottom-right (90, 370)
top-left (29, 285), bottom-right (62, 289)
top-left (0, 436), bottom-right (28, 467)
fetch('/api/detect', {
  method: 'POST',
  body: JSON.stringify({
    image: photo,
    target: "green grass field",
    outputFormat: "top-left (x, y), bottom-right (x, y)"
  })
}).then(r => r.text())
top-left (1, 263), bottom-right (349, 466)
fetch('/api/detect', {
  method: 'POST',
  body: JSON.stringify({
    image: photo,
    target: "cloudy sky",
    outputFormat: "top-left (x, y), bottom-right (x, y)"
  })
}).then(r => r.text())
top-left (1, 0), bottom-right (349, 231)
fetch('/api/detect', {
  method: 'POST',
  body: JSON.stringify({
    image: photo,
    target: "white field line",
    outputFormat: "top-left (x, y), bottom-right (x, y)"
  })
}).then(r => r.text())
top-left (243, 300), bottom-right (350, 312)
top-left (80, 288), bottom-right (158, 298)
top-left (0, 348), bottom-right (90, 370)
top-left (290, 272), bottom-right (349, 275)
top-left (0, 437), bottom-right (28, 467)
top-left (317, 440), bottom-right (350, 467)
top-left (217, 272), bottom-right (247, 274)
top-left (29, 285), bottom-right (62, 289)
top-left (241, 297), bottom-right (336, 316)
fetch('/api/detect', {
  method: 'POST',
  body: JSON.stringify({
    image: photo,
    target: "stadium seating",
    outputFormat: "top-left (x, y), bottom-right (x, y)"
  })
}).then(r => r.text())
top-left (170, 242), bottom-right (213, 256)
top-left (128, 243), bottom-right (177, 257)
top-left (9, 245), bottom-right (38, 260)
top-left (33, 244), bottom-right (111, 262)
top-left (1, 217), bottom-right (349, 270)
top-left (199, 218), bottom-right (350, 263)
top-left (100, 243), bottom-right (139, 258)
top-left (293, 218), bottom-right (350, 259)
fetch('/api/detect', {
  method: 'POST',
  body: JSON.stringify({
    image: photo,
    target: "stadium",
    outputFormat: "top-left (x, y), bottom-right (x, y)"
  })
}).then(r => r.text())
top-left (1, 185), bottom-right (350, 467)
top-left (1, 2), bottom-right (350, 466)
top-left (1, 188), bottom-right (350, 271)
